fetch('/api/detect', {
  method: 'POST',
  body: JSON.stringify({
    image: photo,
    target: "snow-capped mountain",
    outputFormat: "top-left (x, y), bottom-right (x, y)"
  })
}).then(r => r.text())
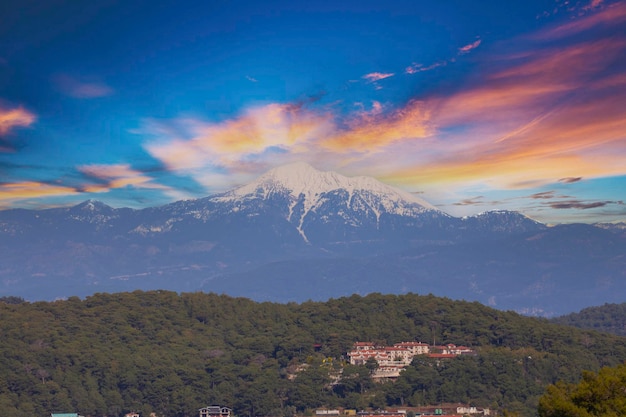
top-left (212, 162), bottom-right (443, 242)
top-left (0, 162), bottom-right (623, 316)
top-left (220, 162), bottom-right (437, 212)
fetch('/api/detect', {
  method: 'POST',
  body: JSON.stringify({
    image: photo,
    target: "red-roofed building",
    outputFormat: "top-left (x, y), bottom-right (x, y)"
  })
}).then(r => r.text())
top-left (348, 341), bottom-right (475, 379)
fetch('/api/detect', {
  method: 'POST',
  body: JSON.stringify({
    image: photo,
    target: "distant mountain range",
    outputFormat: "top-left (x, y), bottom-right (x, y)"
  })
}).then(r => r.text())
top-left (1, 162), bottom-right (624, 316)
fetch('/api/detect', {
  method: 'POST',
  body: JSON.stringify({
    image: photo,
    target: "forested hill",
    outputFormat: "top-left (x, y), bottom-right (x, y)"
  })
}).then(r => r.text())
top-left (551, 302), bottom-right (626, 336)
top-left (2, 292), bottom-right (626, 417)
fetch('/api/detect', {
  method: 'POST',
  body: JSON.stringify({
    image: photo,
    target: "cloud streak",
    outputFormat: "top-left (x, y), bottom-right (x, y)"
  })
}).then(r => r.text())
top-left (549, 200), bottom-right (623, 210)
top-left (405, 61), bottom-right (447, 74)
top-left (78, 164), bottom-right (169, 193)
top-left (362, 72), bottom-right (395, 82)
top-left (458, 39), bottom-right (481, 54)
top-left (559, 177), bottom-right (583, 184)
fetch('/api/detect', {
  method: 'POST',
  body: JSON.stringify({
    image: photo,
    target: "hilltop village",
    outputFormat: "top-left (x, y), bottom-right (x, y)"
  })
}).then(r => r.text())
top-left (347, 342), bottom-right (476, 380)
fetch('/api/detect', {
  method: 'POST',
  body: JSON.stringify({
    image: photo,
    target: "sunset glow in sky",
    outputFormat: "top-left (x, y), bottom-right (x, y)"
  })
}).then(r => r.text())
top-left (1, 0), bottom-right (625, 223)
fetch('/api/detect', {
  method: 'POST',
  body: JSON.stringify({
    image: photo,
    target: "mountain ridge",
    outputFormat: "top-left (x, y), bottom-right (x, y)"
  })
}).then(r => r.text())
top-left (0, 163), bottom-right (622, 316)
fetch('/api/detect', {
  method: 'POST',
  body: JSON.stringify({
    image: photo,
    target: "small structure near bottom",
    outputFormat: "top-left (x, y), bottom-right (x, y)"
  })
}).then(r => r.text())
top-left (199, 405), bottom-right (232, 417)
top-left (51, 414), bottom-right (84, 417)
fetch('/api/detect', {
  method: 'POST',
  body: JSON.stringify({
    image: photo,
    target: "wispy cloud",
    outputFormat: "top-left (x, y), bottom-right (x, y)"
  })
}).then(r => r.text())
top-left (549, 199), bottom-right (623, 210)
top-left (0, 106), bottom-right (36, 136)
top-left (458, 39), bottom-right (481, 54)
top-left (529, 191), bottom-right (556, 199)
top-left (362, 72), bottom-right (395, 82)
top-left (537, 0), bottom-right (609, 20)
top-left (583, 0), bottom-right (605, 11)
top-left (405, 61), bottom-right (447, 74)
top-left (453, 196), bottom-right (485, 206)
top-left (78, 164), bottom-right (174, 193)
top-left (246, 75), bottom-right (258, 83)
top-left (559, 177), bottom-right (583, 183)
top-left (405, 38), bottom-right (478, 76)
top-left (53, 74), bottom-right (114, 99)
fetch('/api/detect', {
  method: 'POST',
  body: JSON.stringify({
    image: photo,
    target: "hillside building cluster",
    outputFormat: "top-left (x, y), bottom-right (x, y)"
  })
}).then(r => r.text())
top-left (347, 342), bottom-right (475, 379)
top-left (316, 406), bottom-right (490, 417)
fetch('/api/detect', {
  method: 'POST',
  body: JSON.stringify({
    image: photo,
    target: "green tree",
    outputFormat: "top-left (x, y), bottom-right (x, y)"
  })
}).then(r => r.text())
top-left (538, 362), bottom-right (626, 417)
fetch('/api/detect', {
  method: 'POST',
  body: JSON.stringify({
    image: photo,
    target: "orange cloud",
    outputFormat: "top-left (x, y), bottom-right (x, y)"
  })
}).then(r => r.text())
top-left (382, 16), bottom-right (626, 191)
top-left (437, 38), bottom-right (625, 127)
top-left (145, 103), bottom-right (333, 174)
top-left (0, 181), bottom-right (77, 203)
top-left (362, 72), bottom-right (395, 82)
top-left (321, 100), bottom-right (433, 151)
top-left (78, 164), bottom-right (168, 192)
top-left (389, 78), bottom-right (626, 190)
top-left (0, 106), bottom-right (36, 135)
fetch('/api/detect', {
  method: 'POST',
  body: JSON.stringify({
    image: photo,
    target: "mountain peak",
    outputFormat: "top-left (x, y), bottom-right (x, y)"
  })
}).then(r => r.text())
top-left (226, 162), bottom-right (437, 210)
top-left (462, 209), bottom-right (545, 234)
top-left (73, 199), bottom-right (113, 212)
top-left (212, 162), bottom-right (440, 242)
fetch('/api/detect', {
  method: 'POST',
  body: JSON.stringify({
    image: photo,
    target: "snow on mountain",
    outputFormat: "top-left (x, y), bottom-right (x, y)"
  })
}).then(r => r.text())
top-left (213, 162), bottom-right (441, 241)
top-left (461, 209), bottom-right (545, 234)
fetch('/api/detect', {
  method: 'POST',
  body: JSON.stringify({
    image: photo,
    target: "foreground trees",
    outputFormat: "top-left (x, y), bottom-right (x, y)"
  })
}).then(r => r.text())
top-left (1, 291), bottom-right (626, 417)
top-left (538, 362), bottom-right (626, 417)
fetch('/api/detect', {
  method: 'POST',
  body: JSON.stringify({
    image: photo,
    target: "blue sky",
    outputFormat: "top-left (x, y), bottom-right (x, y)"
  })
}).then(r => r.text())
top-left (0, 0), bottom-right (625, 223)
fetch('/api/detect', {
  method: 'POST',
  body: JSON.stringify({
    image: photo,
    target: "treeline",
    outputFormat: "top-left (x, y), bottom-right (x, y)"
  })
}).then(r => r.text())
top-left (551, 302), bottom-right (626, 336)
top-left (1, 291), bottom-right (626, 417)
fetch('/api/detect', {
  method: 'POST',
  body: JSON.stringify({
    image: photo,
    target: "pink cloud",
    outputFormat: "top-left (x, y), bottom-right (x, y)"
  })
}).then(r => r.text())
top-left (362, 72), bottom-right (395, 82)
top-left (458, 39), bottom-right (482, 54)
top-left (405, 61), bottom-right (447, 74)
top-left (539, 1), bottom-right (626, 39)
top-left (0, 106), bottom-right (36, 135)
top-left (583, 0), bottom-right (605, 12)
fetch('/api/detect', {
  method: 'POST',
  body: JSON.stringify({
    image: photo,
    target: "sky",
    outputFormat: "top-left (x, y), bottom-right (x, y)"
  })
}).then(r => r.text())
top-left (0, 0), bottom-right (625, 224)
